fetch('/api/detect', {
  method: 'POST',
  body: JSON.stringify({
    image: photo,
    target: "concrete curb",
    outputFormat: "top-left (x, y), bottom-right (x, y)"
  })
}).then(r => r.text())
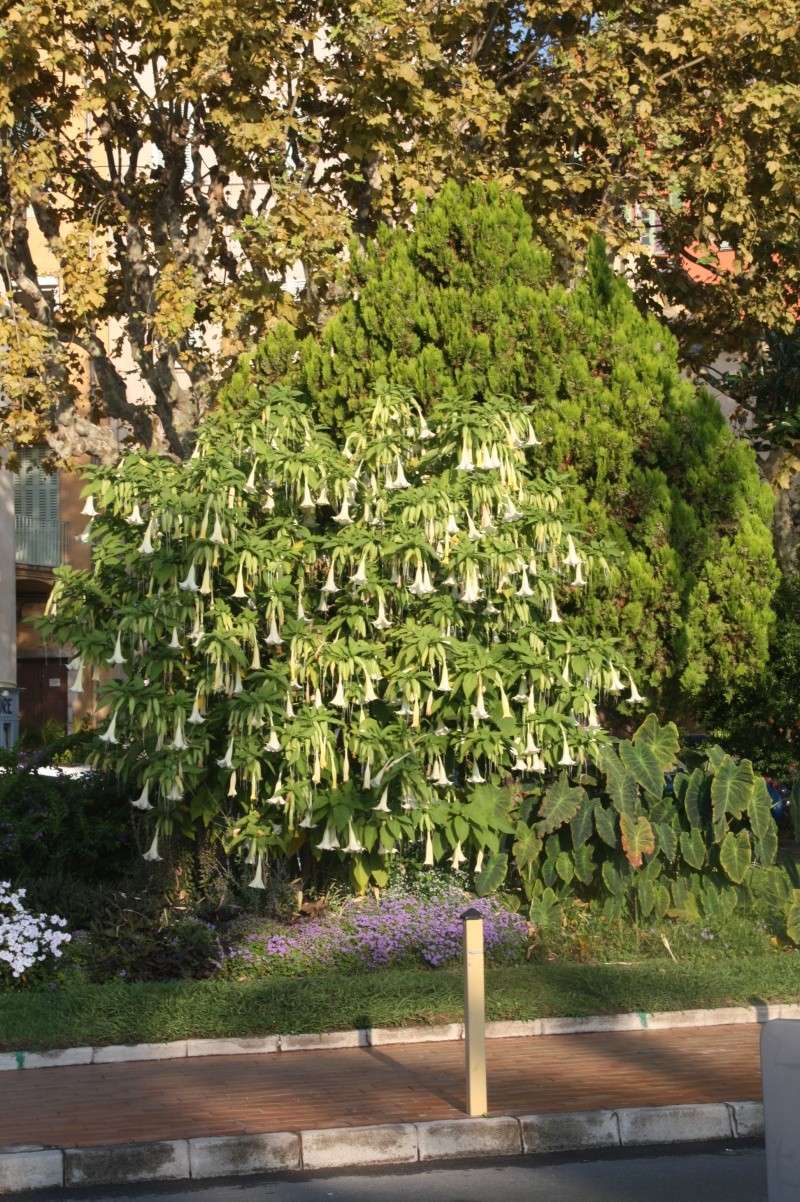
top-left (0, 1101), bottom-right (765, 1194)
top-left (3, 1003), bottom-right (798, 1072)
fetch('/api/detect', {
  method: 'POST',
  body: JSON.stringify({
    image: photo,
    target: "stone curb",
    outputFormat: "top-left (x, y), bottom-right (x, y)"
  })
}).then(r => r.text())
top-left (3, 1004), bottom-right (798, 1072)
top-left (0, 1101), bottom-right (765, 1194)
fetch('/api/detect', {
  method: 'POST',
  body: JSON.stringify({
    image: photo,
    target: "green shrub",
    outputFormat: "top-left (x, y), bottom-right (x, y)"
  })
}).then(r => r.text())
top-left (255, 181), bottom-right (777, 709)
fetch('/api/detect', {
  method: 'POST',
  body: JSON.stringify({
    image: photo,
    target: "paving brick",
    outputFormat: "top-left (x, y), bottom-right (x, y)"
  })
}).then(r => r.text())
top-left (301, 1124), bottom-right (417, 1170)
top-left (280, 1030), bottom-right (368, 1052)
top-left (618, 1104), bottom-right (732, 1146)
top-left (65, 1140), bottom-right (190, 1186)
top-left (417, 1117), bottom-right (521, 1161)
top-left (92, 1041), bottom-right (187, 1064)
top-left (369, 1023), bottom-right (463, 1046)
top-left (21, 1047), bottom-right (93, 1069)
top-left (520, 1110), bottom-right (620, 1153)
top-left (0, 1149), bottom-right (62, 1194)
top-left (189, 1132), bottom-right (299, 1177)
top-left (186, 1037), bottom-right (279, 1058)
top-left (728, 1101), bottom-right (764, 1139)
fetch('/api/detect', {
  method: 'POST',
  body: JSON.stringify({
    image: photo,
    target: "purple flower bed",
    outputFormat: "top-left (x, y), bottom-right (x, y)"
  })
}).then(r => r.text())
top-left (235, 890), bottom-right (528, 973)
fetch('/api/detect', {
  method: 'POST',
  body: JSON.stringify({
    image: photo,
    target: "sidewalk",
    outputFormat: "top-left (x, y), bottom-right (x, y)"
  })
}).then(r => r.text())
top-left (0, 1023), bottom-right (761, 1150)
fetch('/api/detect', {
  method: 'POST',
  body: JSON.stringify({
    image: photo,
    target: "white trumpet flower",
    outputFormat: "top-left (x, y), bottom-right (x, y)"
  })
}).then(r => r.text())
top-left (209, 513), bottom-right (225, 544)
top-left (472, 682), bottom-right (490, 722)
top-left (143, 829), bottom-right (162, 862)
top-left (436, 660), bottom-right (450, 693)
top-left (572, 559), bottom-right (586, 587)
top-left (127, 502), bottom-right (144, 526)
top-left (457, 441), bottom-right (474, 472)
top-left (524, 422), bottom-right (540, 447)
top-left (217, 738), bottom-right (235, 769)
top-left (373, 787), bottom-right (390, 813)
top-left (265, 614), bottom-right (283, 646)
top-left (363, 673), bottom-right (378, 702)
top-left (301, 480), bottom-right (315, 510)
top-left (137, 516), bottom-right (154, 555)
top-left (467, 762), bottom-right (485, 784)
top-left (268, 775), bottom-right (285, 805)
top-left (549, 590), bottom-right (562, 624)
top-left (419, 415), bottom-right (434, 440)
top-left (316, 484), bottom-right (330, 507)
top-left (391, 456), bottom-right (410, 489)
top-left (451, 841), bottom-right (467, 871)
top-left (627, 674), bottom-right (645, 704)
top-left (333, 495), bottom-right (353, 525)
top-left (316, 823), bottom-right (340, 851)
top-left (98, 707), bottom-right (120, 744)
top-left (408, 562), bottom-right (427, 596)
top-left (503, 499), bottom-right (523, 522)
top-left (331, 679), bottom-right (347, 708)
top-left (373, 595), bottom-right (392, 630)
top-left (265, 725), bottom-right (281, 752)
top-left (424, 829), bottom-right (435, 867)
top-left (322, 562), bottom-right (339, 593)
top-left (69, 661), bottom-right (85, 694)
top-left (178, 562), bottom-right (199, 592)
top-left (167, 778), bottom-right (184, 801)
top-left (297, 594), bottom-right (310, 622)
top-left (351, 553), bottom-right (368, 585)
top-left (588, 698), bottom-right (600, 728)
top-left (564, 535), bottom-right (581, 568)
top-left (249, 854), bottom-right (266, 889)
top-left (466, 512), bottom-right (481, 541)
top-left (499, 684), bottom-right (512, 719)
top-left (171, 713), bottom-right (188, 751)
top-left (227, 770), bottom-right (237, 797)
top-left (131, 780), bottom-right (153, 810)
top-left (232, 560), bottom-right (247, 599)
top-left (106, 632), bottom-right (126, 665)
top-left (188, 692), bottom-right (205, 724)
top-left (446, 513), bottom-right (460, 535)
top-left (608, 662), bottom-right (624, 693)
top-left (344, 822), bottom-right (364, 853)
top-left (81, 494), bottom-right (98, 517)
top-left (558, 727), bottom-right (576, 767)
top-left (516, 568), bottom-right (535, 598)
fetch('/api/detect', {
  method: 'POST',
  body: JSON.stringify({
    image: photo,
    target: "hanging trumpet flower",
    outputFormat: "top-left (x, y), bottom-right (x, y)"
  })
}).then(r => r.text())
top-left (249, 854), bottom-right (266, 890)
top-left (106, 632), bottom-right (126, 666)
top-left (143, 827), bottom-right (162, 861)
top-left (131, 780), bottom-right (153, 810)
top-left (98, 706), bottom-right (121, 744)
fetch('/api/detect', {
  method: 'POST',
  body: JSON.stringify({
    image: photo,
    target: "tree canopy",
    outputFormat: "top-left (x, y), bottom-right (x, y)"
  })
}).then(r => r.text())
top-left (1, 0), bottom-right (798, 458)
top-left (254, 181), bottom-right (778, 709)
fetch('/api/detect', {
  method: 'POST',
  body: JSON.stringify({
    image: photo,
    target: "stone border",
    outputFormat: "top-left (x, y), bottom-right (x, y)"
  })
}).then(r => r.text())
top-left (0, 1101), bottom-right (764, 1193)
top-left (3, 1003), bottom-right (799, 1072)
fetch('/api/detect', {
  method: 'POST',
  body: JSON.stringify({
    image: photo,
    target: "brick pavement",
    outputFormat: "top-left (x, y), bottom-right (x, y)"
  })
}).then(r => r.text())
top-left (0, 1024), bottom-right (761, 1150)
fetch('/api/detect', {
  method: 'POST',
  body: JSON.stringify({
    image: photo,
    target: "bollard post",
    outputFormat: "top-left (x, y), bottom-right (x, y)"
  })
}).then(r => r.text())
top-left (462, 907), bottom-right (487, 1116)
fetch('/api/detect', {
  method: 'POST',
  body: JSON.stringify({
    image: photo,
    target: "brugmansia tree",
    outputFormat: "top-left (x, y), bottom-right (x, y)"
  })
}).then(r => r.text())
top-left (39, 382), bottom-right (643, 889)
top-left (258, 182), bottom-right (778, 709)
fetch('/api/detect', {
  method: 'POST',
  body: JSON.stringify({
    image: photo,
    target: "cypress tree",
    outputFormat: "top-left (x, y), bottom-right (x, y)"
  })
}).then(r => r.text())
top-left (255, 181), bottom-right (777, 710)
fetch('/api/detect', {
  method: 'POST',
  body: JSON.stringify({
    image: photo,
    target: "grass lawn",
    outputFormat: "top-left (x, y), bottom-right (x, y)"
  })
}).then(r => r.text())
top-left (2, 953), bottom-right (799, 1052)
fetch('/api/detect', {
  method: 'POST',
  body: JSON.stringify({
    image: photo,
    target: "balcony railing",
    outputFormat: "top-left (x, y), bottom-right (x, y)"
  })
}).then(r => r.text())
top-left (15, 517), bottom-right (68, 568)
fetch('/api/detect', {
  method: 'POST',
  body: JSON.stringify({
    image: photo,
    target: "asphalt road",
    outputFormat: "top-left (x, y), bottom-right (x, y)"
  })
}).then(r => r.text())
top-left (33, 1146), bottom-right (767, 1202)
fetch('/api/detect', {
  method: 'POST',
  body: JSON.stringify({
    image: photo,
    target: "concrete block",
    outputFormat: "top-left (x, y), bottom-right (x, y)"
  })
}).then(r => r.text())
top-left (65, 1140), bottom-right (190, 1186)
top-left (417, 1117), bottom-right (521, 1161)
top-left (301, 1124), bottom-right (417, 1170)
top-left (369, 1023), bottom-right (463, 1046)
top-left (538, 1014), bottom-right (642, 1036)
top-left (520, 1110), bottom-right (620, 1154)
top-left (485, 1020), bottom-right (542, 1039)
top-left (186, 1037), bottom-right (279, 1058)
top-left (728, 1101), bottom-right (764, 1139)
top-left (21, 1047), bottom-right (93, 1069)
top-left (645, 1007), bottom-right (756, 1031)
top-left (0, 1149), bottom-right (63, 1194)
top-left (774, 1004), bottom-right (800, 1022)
top-left (189, 1132), bottom-right (300, 1178)
top-left (619, 1104), bottom-right (732, 1146)
top-left (0, 1054), bottom-right (22, 1072)
top-left (280, 1030), bottom-right (369, 1052)
top-left (92, 1041), bottom-right (187, 1064)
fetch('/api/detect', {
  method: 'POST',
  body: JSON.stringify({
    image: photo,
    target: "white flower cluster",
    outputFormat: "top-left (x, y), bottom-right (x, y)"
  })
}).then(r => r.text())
top-left (0, 882), bottom-right (71, 980)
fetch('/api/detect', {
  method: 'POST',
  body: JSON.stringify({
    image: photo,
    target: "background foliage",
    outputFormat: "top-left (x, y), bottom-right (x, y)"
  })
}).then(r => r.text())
top-left (255, 182), bottom-right (778, 709)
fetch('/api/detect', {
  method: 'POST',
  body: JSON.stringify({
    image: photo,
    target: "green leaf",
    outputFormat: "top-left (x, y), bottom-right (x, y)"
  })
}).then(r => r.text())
top-left (655, 822), bottom-right (678, 863)
top-left (601, 860), bottom-right (626, 896)
top-left (620, 813), bottom-right (656, 868)
top-left (602, 750), bottom-right (639, 816)
top-left (787, 901), bottom-right (800, 946)
top-left (555, 851), bottom-right (575, 884)
top-left (680, 828), bottom-right (707, 870)
top-left (755, 826), bottom-right (778, 867)
top-left (632, 714), bottom-right (679, 771)
top-left (512, 827), bottom-right (542, 872)
top-left (620, 738), bottom-right (663, 798)
top-left (573, 843), bottom-right (595, 884)
top-left (719, 829), bottom-right (752, 885)
top-left (748, 777), bottom-right (774, 840)
top-left (475, 852), bottom-right (508, 897)
top-left (683, 768), bottom-right (706, 828)
top-left (711, 755), bottom-right (755, 821)
top-left (593, 802), bottom-right (618, 848)
top-left (637, 876), bottom-right (655, 918)
top-left (570, 801), bottom-right (594, 849)
top-left (539, 773), bottom-right (586, 834)
top-left (654, 883), bottom-right (671, 920)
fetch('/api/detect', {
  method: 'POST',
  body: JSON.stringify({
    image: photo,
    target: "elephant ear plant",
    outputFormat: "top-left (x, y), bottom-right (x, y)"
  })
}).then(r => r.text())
top-left (39, 381), bottom-right (643, 889)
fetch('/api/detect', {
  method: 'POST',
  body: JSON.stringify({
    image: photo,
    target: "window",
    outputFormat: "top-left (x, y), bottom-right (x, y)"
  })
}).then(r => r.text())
top-left (14, 450), bottom-right (62, 567)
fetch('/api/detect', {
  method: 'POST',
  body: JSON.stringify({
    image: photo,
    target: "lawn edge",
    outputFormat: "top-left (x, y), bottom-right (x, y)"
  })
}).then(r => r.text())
top-left (2, 1002), bottom-right (799, 1072)
top-left (0, 1101), bottom-right (764, 1193)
